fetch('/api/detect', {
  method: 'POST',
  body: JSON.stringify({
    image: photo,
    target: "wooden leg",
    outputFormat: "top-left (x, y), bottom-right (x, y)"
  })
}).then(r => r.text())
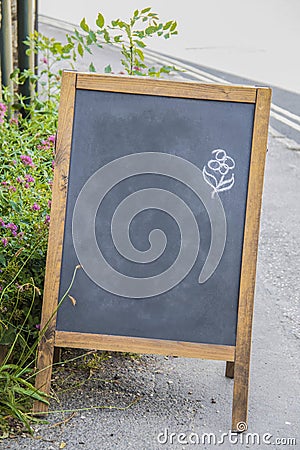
top-left (225, 361), bottom-right (234, 378)
top-left (231, 356), bottom-right (250, 432)
top-left (33, 329), bottom-right (55, 414)
top-left (53, 347), bottom-right (62, 364)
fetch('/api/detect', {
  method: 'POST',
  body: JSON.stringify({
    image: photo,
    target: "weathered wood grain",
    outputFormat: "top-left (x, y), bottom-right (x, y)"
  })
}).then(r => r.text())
top-left (33, 71), bottom-right (77, 413)
top-left (55, 331), bottom-right (235, 361)
top-left (76, 72), bottom-right (257, 103)
top-left (231, 87), bottom-right (271, 431)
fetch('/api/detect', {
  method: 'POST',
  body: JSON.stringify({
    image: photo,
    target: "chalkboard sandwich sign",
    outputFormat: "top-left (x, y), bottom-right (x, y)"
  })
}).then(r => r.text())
top-left (34, 71), bottom-right (271, 430)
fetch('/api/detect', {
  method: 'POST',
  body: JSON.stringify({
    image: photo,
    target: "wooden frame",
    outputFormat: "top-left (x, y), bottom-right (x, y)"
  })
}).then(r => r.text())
top-left (34, 72), bottom-right (271, 431)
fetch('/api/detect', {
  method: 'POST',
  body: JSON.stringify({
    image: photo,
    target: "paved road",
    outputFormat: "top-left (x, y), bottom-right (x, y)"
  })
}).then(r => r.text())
top-left (39, 1), bottom-right (300, 144)
top-left (39, 0), bottom-right (300, 94)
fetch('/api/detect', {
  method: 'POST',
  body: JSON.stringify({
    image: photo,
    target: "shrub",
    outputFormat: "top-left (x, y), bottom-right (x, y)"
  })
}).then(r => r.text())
top-left (0, 6), bottom-right (178, 436)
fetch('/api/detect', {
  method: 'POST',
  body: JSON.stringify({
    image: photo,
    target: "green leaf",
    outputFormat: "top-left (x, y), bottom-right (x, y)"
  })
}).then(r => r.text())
top-left (141, 7), bottom-right (151, 14)
top-left (170, 21), bottom-right (177, 32)
top-left (164, 33), bottom-right (170, 39)
top-left (133, 9), bottom-right (139, 17)
top-left (134, 40), bottom-right (146, 48)
top-left (163, 21), bottom-right (173, 30)
top-left (113, 35), bottom-right (122, 43)
top-left (135, 48), bottom-right (144, 61)
top-left (77, 43), bottom-right (83, 56)
top-left (88, 30), bottom-right (96, 42)
top-left (0, 253), bottom-right (6, 265)
top-left (96, 13), bottom-right (105, 28)
top-left (104, 64), bottom-right (112, 73)
top-left (89, 62), bottom-right (96, 72)
top-left (103, 29), bottom-right (110, 43)
top-left (145, 26), bottom-right (157, 35)
top-left (80, 18), bottom-right (89, 33)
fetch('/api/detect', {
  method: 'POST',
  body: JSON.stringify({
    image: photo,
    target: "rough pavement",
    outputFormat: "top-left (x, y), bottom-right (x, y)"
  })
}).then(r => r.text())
top-left (1, 22), bottom-right (299, 450)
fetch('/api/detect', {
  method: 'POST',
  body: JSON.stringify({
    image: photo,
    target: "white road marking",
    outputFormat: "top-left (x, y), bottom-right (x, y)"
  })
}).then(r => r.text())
top-left (271, 104), bottom-right (300, 124)
top-left (270, 111), bottom-right (300, 133)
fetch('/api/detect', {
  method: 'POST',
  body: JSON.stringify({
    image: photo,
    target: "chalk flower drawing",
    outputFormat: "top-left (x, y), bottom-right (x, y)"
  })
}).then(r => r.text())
top-left (203, 149), bottom-right (235, 197)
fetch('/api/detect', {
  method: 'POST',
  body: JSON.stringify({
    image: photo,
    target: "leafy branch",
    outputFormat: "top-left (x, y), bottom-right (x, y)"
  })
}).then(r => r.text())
top-left (69, 7), bottom-right (179, 76)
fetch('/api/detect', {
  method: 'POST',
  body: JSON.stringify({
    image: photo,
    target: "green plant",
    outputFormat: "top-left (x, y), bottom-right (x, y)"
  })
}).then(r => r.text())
top-left (70, 7), bottom-right (178, 76)
top-left (0, 265), bottom-right (81, 437)
top-left (11, 31), bottom-right (74, 107)
top-left (0, 5), bottom-right (179, 438)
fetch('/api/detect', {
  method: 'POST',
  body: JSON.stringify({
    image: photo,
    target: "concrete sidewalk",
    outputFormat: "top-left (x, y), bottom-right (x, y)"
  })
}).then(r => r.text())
top-left (1, 21), bottom-right (299, 450)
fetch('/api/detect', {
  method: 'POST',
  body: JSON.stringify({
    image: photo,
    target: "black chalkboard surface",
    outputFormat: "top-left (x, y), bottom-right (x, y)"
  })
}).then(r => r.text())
top-left (57, 89), bottom-right (254, 346)
top-left (35, 72), bottom-right (271, 431)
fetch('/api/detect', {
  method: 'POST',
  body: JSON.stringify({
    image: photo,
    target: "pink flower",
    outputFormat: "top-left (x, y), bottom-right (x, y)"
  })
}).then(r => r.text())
top-left (48, 135), bottom-right (56, 144)
top-left (47, 200), bottom-right (52, 209)
top-left (32, 203), bottom-right (41, 211)
top-left (20, 155), bottom-right (34, 167)
top-left (1, 181), bottom-right (8, 186)
top-left (1, 238), bottom-right (8, 247)
top-left (0, 102), bottom-right (7, 123)
top-left (41, 57), bottom-right (48, 64)
top-left (10, 117), bottom-right (18, 126)
top-left (6, 222), bottom-right (17, 231)
top-left (24, 183), bottom-right (29, 189)
top-left (17, 176), bottom-right (23, 183)
top-left (25, 174), bottom-right (35, 183)
top-left (44, 214), bottom-right (50, 224)
top-left (9, 186), bottom-right (16, 192)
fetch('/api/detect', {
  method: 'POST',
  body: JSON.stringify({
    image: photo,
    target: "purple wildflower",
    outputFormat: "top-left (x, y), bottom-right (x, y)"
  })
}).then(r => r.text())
top-left (0, 102), bottom-right (7, 123)
top-left (48, 135), bottom-right (56, 144)
top-left (35, 324), bottom-right (41, 330)
top-left (44, 214), bottom-right (50, 224)
top-left (1, 238), bottom-right (8, 247)
top-left (41, 57), bottom-right (48, 64)
top-left (47, 200), bottom-right (52, 209)
top-left (9, 186), bottom-right (16, 192)
top-left (6, 223), bottom-right (18, 232)
top-left (32, 203), bottom-right (40, 211)
top-left (1, 181), bottom-right (8, 186)
top-left (25, 174), bottom-right (35, 183)
top-left (20, 155), bottom-right (34, 167)
top-left (24, 183), bottom-right (29, 189)
top-left (17, 176), bottom-right (23, 183)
